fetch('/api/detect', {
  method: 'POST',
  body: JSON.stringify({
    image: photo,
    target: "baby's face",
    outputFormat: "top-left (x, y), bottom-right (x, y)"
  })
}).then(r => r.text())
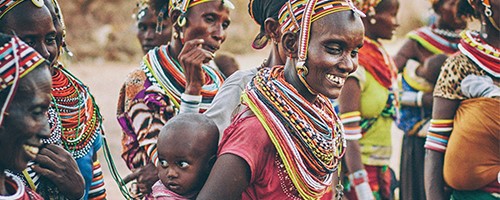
top-left (157, 132), bottom-right (212, 195)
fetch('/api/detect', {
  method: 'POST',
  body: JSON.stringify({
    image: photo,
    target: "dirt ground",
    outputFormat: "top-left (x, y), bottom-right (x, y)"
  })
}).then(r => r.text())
top-left (69, 45), bottom-right (405, 199)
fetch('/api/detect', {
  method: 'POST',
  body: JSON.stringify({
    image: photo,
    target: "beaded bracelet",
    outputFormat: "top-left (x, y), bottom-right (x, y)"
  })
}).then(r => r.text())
top-left (424, 119), bottom-right (453, 152)
top-left (340, 111), bottom-right (362, 140)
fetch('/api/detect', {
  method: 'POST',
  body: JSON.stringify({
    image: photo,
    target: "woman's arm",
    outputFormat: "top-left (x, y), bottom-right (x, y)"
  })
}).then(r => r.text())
top-left (393, 39), bottom-right (418, 72)
top-left (338, 78), bottom-right (364, 172)
top-left (338, 77), bottom-right (374, 199)
top-left (197, 154), bottom-right (250, 200)
top-left (424, 97), bottom-right (460, 200)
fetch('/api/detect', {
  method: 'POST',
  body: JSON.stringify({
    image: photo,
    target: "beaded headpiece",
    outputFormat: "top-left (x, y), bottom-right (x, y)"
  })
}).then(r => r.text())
top-left (0, 0), bottom-right (44, 19)
top-left (0, 34), bottom-right (46, 126)
top-left (353, 0), bottom-right (381, 15)
top-left (133, 0), bottom-right (150, 20)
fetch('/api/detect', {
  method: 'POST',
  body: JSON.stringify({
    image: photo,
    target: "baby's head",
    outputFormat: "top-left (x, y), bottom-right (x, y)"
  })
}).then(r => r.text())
top-left (157, 113), bottom-right (219, 196)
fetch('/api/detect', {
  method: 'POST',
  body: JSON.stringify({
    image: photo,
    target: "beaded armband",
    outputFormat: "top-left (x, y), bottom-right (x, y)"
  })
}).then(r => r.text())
top-left (424, 119), bottom-right (453, 152)
top-left (340, 111), bottom-right (362, 140)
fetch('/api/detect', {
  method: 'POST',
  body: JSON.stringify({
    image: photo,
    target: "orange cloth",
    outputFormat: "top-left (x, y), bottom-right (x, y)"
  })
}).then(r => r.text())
top-left (444, 97), bottom-right (500, 190)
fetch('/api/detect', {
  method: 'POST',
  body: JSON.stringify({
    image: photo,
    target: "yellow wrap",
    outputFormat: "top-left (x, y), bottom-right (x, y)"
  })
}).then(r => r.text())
top-left (444, 97), bottom-right (500, 190)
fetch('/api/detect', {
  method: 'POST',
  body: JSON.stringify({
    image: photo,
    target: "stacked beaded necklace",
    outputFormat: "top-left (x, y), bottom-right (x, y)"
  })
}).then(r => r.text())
top-left (408, 26), bottom-right (462, 55)
top-left (458, 30), bottom-right (500, 78)
top-left (46, 64), bottom-right (103, 159)
top-left (242, 66), bottom-right (346, 200)
top-left (141, 45), bottom-right (224, 111)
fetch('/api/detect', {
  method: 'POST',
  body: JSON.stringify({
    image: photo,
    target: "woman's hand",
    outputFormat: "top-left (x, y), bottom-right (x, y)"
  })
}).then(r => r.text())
top-left (178, 39), bottom-right (214, 95)
top-left (32, 144), bottom-right (85, 199)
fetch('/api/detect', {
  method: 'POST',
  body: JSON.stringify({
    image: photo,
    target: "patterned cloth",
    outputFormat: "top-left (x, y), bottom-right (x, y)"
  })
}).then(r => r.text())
top-left (434, 54), bottom-right (490, 100)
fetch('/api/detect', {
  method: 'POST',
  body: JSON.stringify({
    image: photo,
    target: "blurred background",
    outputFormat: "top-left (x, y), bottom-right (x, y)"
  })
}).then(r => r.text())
top-left (57, 0), bottom-right (476, 199)
top-left (60, 0), bottom-right (434, 63)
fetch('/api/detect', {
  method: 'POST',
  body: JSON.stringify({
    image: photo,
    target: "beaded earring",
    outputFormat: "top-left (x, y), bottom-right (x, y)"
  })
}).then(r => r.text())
top-left (370, 18), bottom-right (376, 24)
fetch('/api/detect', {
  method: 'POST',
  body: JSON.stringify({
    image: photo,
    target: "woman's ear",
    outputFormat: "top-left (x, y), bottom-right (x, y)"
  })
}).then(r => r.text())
top-left (264, 18), bottom-right (281, 43)
top-left (281, 31), bottom-right (298, 58)
top-left (170, 9), bottom-right (182, 29)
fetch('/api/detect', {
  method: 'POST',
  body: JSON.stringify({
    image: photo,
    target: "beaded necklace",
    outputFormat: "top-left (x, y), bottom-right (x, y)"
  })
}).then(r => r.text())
top-left (408, 26), bottom-right (461, 55)
top-left (458, 30), bottom-right (500, 78)
top-left (48, 64), bottom-right (103, 159)
top-left (360, 37), bottom-right (397, 89)
top-left (142, 45), bottom-right (224, 111)
top-left (242, 66), bottom-right (346, 200)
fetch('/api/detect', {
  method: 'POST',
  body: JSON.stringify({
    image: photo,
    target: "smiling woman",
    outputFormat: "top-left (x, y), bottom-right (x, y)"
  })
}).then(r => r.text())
top-left (0, 33), bottom-right (51, 200)
top-left (116, 0), bottom-right (233, 197)
top-left (196, 0), bottom-right (364, 199)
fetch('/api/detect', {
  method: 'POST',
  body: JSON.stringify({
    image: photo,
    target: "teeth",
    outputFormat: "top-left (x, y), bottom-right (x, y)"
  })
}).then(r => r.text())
top-left (326, 74), bottom-right (344, 85)
top-left (23, 145), bottom-right (39, 157)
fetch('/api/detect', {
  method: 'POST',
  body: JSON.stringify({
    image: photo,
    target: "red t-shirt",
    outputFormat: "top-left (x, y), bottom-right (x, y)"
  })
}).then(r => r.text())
top-left (219, 115), bottom-right (302, 199)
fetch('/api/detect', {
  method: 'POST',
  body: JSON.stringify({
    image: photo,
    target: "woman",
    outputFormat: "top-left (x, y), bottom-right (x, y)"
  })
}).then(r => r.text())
top-left (424, 0), bottom-right (499, 199)
top-left (204, 0), bottom-right (288, 135)
top-left (197, 0), bottom-right (365, 199)
top-left (0, 0), bottom-right (107, 199)
top-left (393, 0), bottom-right (466, 199)
top-left (0, 33), bottom-right (51, 200)
top-left (337, 0), bottom-right (399, 199)
top-left (135, 0), bottom-right (172, 55)
top-left (117, 0), bottom-right (233, 196)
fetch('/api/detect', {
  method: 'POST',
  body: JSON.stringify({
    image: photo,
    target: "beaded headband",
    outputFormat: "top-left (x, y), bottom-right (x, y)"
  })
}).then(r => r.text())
top-left (0, 35), bottom-right (46, 126)
top-left (173, 0), bottom-right (234, 26)
top-left (0, 0), bottom-right (44, 19)
top-left (353, 0), bottom-right (381, 15)
top-left (133, 0), bottom-right (150, 20)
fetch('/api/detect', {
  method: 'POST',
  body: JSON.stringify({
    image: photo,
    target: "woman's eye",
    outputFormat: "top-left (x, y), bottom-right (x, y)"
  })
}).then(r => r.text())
top-left (326, 46), bottom-right (342, 55)
top-left (46, 36), bottom-right (56, 45)
top-left (32, 107), bottom-right (45, 116)
top-left (160, 160), bottom-right (169, 168)
top-left (24, 40), bottom-right (35, 47)
top-left (204, 15), bottom-right (215, 23)
top-left (351, 49), bottom-right (359, 58)
top-left (222, 21), bottom-right (230, 29)
top-left (178, 161), bottom-right (189, 168)
top-left (138, 24), bottom-right (147, 31)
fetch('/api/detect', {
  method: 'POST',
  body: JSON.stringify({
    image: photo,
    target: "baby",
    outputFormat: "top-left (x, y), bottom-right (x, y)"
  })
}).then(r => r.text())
top-left (398, 54), bottom-right (448, 137)
top-left (152, 113), bottom-right (219, 200)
